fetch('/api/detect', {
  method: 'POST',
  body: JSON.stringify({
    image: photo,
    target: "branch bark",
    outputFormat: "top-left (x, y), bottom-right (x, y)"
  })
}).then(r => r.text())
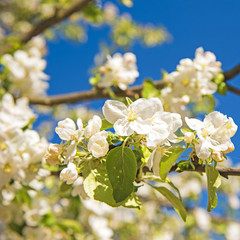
top-left (0, 0), bottom-right (94, 56)
top-left (28, 63), bottom-right (240, 106)
top-left (226, 84), bottom-right (240, 96)
top-left (223, 63), bottom-right (240, 81)
top-left (169, 163), bottom-right (240, 179)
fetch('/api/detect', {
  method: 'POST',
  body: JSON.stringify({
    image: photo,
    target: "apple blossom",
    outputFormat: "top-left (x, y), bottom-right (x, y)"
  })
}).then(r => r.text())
top-left (185, 111), bottom-right (238, 160)
top-left (100, 52), bottom-right (139, 90)
top-left (60, 162), bottom-right (78, 184)
top-left (84, 115), bottom-right (102, 138)
top-left (88, 131), bottom-right (109, 158)
top-left (103, 98), bottom-right (162, 136)
top-left (55, 118), bottom-right (83, 141)
top-left (184, 132), bottom-right (195, 144)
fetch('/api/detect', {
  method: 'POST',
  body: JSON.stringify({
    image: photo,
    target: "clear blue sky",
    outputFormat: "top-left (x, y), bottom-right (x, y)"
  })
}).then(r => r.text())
top-left (45, 0), bottom-right (240, 165)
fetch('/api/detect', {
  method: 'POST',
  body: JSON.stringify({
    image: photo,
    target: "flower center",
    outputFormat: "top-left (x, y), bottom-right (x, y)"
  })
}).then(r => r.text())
top-left (202, 128), bottom-right (209, 138)
top-left (128, 109), bottom-right (137, 121)
top-left (181, 78), bottom-right (190, 86)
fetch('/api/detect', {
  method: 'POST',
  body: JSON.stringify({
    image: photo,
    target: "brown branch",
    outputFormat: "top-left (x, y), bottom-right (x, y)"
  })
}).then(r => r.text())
top-left (224, 63), bottom-right (240, 81)
top-left (28, 62), bottom-right (240, 106)
top-left (0, 0), bottom-right (94, 56)
top-left (28, 81), bottom-right (165, 106)
top-left (226, 84), bottom-right (240, 96)
top-left (169, 163), bottom-right (240, 179)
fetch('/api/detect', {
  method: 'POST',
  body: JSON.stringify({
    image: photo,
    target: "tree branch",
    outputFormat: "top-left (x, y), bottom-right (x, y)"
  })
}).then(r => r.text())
top-left (224, 63), bottom-right (240, 81)
top-left (0, 0), bottom-right (94, 56)
top-left (226, 84), bottom-right (240, 96)
top-left (28, 63), bottom-right (240, 106)
top-left (169, 163), bottom-right (240, 179)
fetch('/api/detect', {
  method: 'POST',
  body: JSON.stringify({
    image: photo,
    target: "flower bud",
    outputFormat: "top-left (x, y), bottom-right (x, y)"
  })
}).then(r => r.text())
top-left (184, 132), bottom-right (195, 143)
top-left (60, 162), bottom-right (78, 184)
top-left (44, 144), bottom-right (62, 165)
top-left (212, 151), bottom-right (225, 162)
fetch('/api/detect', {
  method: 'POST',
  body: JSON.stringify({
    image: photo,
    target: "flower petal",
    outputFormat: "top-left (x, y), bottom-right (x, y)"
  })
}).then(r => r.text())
top-left (102, 100), bottom-right (128, 124)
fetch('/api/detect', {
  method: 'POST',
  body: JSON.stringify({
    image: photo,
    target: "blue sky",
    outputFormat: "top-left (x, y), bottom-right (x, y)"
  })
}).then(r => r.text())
top-left (45, 0), bottom-right (240, 166)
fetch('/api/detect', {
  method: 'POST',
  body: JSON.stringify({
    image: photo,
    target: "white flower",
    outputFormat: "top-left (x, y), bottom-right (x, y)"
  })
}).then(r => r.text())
top-left (100, 52), bottom-right (139, 90)
top-left (60, 162), bottom-right (78, 184)
top-left (103, 98), bottom-right (161, 136)
top-left (2, 49), bottom-right (49, 96)
top-left (185, 111), bottom-right (237, 159)
top-left (226, 223), bottom-right (240, 240)
top-left (146, 110), bottom-right (182, 149)
top-left (84, 115), bottom-right (102, 138)
top-left (88, 131), bottom-right (109, 158)
top-left (55, 118), bottom-right (83, 141)
top-left (184, 132), bottom-right (195, 143)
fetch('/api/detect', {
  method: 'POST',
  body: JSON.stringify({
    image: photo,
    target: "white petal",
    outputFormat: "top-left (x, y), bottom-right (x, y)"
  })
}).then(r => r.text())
top-left (114, 119), bottom-right (134, 136)
top-left (195, 138), bottom-right (211, 159)
top-left (130, 119), bottom-right (151, 134)
top-left (185, 117), bottom-right (203, 132)
top-left (102, 100), bottom-right (128, 124)
top-left (131, 98), bottom-right (158, 120)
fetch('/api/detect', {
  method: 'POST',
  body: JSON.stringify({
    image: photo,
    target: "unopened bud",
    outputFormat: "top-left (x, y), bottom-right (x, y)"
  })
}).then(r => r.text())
top-left (212, 151), bottom-right (225, 162)
top-left (44, 144), bottom-right (62, 165)
top-left (184, 132), bottom-right (195, 143)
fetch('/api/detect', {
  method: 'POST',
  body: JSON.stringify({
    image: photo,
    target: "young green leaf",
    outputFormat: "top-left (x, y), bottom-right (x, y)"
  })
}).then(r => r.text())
top-left (106, 146), bottom-right (137, 203)
top-left (159, 147), bottom-right (184, 180)
top-left (101, 118), bottom-right (113, 130)
top-left (150, 185), bottom-right (187, 221)
top-left (206, 164), bottom-right (221, 212)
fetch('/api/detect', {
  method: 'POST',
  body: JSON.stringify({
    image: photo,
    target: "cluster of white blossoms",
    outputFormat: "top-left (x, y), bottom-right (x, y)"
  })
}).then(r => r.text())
top-left (99, 52), bottom-right (139, 90)
top-left (47, 96), bottom-right (238, 185)
top-left (185, 111), bottom-right (237, 160)
top-left (161, 47), bottom-right (222, 115)
top-left (1, 35), bottom-right (49, 96)
top-left (45, 114), bottom-right (109, 184)
top-left (0, 94), bottom-right (47, 188)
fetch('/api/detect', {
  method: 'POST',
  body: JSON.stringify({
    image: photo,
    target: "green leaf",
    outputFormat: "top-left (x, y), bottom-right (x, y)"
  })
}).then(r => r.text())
top-left (106, 147), bottom-right (137, 203)
top-left (206, 164), bottom-right (221, 212)
top-left (83, 162), bottom-right (123, 207)
top-left (175, 160), bottom-right (194, 173)
top-left (101, 119), bottom-right (113, 130)
top-left (150, 185), bottom-right (187, 221)
top-left (142, 78), bottom-right (160, 99)
top-left (159, 147), bottom-right (184, 180)
top-left (123, 192), bottom-right (141, 210)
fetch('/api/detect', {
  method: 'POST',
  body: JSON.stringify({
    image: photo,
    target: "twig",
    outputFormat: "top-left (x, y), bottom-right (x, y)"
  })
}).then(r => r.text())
top-left (27, 63), bottom-right (240, 106)
top-left (169, 163), bottom-right (240, 179)
top-left (0, 0), bottom-right (94, 56)
top-left (226, 84), bottom-right (240, 96)
top-left (28, 81), bottom-right (165, 106)
top-left (224, 63), bottom-right (240, 81)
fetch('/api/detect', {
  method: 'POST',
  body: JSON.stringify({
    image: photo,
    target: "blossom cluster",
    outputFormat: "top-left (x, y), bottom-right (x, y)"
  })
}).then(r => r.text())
top-left (1, 35), bottom-right (49, 96)
top-left (185, 111), bottom-right (237, 160)
top-left (46, 97), bottom-right (237, 188)
top-left (160, 47), bottom-right (222, 115)
top-left (98, 52), bottom-right (139, 90)
top-left (0, 94), bottom-right (47, 188)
